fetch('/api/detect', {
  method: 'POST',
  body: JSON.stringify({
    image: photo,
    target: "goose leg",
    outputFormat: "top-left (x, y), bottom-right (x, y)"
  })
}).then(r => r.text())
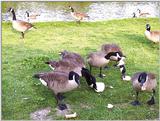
top-left (104, 65), bottom-right (109, 70)
top-left (89, 65), bottom-right (92, 74)
top-left (99, 67), bottom-right (105, 78)
top-left (58, 103), bottom-right (67, 110)
top-left (147, 89), bottom-right (155, 105)
top-left (55, 94), bottom-right (67, 110)
top-left (21, 32), bottom-right (24, 39)
top-left (57, 93), bottom-right (65, 101)
top-left (131, 91), bottom-right (141, 106)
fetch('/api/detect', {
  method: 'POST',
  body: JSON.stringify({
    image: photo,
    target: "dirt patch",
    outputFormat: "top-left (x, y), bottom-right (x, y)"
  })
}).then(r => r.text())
top-left (55, 104), bottom-right (73, 117)
top-left (80, 103), bottom-right (93, 109)
top-left (30, 107), bottom-right (52, 120)
top-left (114, 103), bottom-right (129, 108)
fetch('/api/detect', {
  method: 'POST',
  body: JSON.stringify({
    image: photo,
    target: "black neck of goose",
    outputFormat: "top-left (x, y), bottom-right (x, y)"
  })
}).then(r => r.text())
top-left (138, 72), bottom-right (147, 86)
top-left (119, 65), bottom-right (126, 78)
top-left (81, 68), bottom-right (97, 90)
top-left (11, 10), bottom-right (16, 20)
top-left (71, 7), bottom-right (74, 12)
top-left (138, 9), bottom-right (141, 13)
top-left (26, 12), bottom-right (29, 17)
top-left (146, 27), bottom-right (150, 31)
top-left (69, 71), bottom-right (80, 85)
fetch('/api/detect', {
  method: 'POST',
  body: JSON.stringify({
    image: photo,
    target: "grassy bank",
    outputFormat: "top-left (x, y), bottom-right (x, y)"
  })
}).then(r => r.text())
top-left (2, 18), bottom-right (159, 120)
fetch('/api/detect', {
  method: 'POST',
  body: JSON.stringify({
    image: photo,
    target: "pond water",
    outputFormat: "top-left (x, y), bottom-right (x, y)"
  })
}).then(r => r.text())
top-left (2, 1), bottom-right (160, 22)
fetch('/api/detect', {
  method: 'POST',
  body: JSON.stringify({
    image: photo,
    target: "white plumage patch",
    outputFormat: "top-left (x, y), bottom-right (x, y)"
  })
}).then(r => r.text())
top-left (49, 65), bottom-right (55, 70)
top-left (94, 82), bottom-right (105, 92)
top-left (39, 78), bottom-right (47, 86)
top-left (122, 75), bottom-right (131, 81)
top-left (141, 86), bottom-right (146, 91)
top-left (117, 57), bottom-right (125, 66)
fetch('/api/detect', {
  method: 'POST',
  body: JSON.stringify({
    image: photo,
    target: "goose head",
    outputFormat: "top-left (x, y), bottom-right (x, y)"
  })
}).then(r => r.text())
top-left (68, 6), bottom-right (72, 9)
top-left (69, 71), bottom-right (80, 85)
top-left (45, 61), bottom-right (58, 70)
top-left (81, 67), bottom-right (97, 88)
top-left (137, 9), bottom-right (141, 13)
top-left (25, 11), bottom-right (29, 17)
top-left (59, 50), bottom-right (69, 57)
top-left (132, 12), bottom-right (136, 18)
top-left (68, 6), bottom-right (74, 12)
top-left (146, 24), bottom-right (151, 31)
top-left (105, 51), bottom-right (124, 60)
top-left (138, 72), bottom-right (147, 87)
top-left (7, 7), bottom-right (14, 13)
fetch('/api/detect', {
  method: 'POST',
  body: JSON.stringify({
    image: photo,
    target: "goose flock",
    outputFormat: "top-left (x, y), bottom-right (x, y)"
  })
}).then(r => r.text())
top-left (6, 6), bottom-right (158, 111)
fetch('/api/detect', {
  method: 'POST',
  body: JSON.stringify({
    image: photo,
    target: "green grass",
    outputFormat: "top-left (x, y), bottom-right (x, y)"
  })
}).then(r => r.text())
top-left (2, 18), bottom-right (159, 120)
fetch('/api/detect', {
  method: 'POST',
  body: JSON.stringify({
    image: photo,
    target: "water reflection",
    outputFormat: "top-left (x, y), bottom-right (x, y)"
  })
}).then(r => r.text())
top-left (2, 1), bottom-right (160, 22)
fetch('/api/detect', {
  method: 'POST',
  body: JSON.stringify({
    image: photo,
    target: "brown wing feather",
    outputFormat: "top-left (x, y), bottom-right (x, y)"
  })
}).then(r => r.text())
top-left (101, 44), bottom-right (122, 55)
top-left (74, 12), bottom-right (89, 17)
top-left (18, 20), bottom-right (34, 29)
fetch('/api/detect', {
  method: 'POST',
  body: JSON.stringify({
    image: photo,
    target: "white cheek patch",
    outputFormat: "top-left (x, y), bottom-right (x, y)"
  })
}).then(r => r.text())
top-left (94, 82), bottom-right (105, 92)
top-left (49, 65), bottom-right (55, 70)
top-left (90, 84), bottom-right (93, 88)
top-left (10, 8), bottom-right (13, 12)
top-left (120, 67), bottom-right (123, 72)
top-left (39, 78), bottom-right (47, 86)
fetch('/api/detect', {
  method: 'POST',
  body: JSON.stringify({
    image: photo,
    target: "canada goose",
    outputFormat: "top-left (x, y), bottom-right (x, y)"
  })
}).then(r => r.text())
top-left (101, 43), bottom-right (124, 61)
top-left (7, 8), bottom-right (36, 39)
top-left (59, 50), bottom-right (85, 68)
top-left (69, 6), bottom-right (89, 24)
top-left (131, 72), bottom-right (157, 106)
top-left (132, 12), bottom-right (136, 18)
top-left (33, 71), bottom-right (80, 110)
top-left (26, 11), bottom-right (40, 22)
top-left (87, 51), bottom-right (123, 78)
top-left (145, 24), bottom-right (160, 43)
top-left (137, 9), bottom-right (150, 17)
top-left (45, 59), bottom-right (82, 76)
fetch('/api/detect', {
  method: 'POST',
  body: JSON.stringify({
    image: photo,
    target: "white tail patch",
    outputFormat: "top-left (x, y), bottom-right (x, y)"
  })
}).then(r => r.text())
top-left (94, 82), bottom-right (105, 92)
top-left (39, 78), bottom-right (47, 86)
top-left (141, 86), bottom-right (146, 91)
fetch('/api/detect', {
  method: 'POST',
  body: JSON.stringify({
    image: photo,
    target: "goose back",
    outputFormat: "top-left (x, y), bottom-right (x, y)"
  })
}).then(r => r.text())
top-left (87, 51), bottom-right (109, 67)
top-left (101, 44), bottom-right (122, 61)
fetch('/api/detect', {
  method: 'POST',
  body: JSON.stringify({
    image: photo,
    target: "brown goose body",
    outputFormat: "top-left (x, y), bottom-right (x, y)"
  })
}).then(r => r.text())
top-left (34, 71), bottom-right (79, 95)
top-left (145, 24), bottom-right (160, 43)
top-left (131, 72), bottom-right (157, 106)
top-left (87, 51), bottom-right (109, 68)
top-left (101, 44), bottom-right (122, 61)
top-left (8, 8), bottom-right (35, 38)
top-left (71, 12), bottom-right (89, 20)
top-left (69, 6), bottom-right (89, 23)
top-left (12, 20), bottom-right (34, 32)
top-left (137, 9), bottom-right (150, 18)
top-left (145, 30), bottom-right (160, 43)
top-left (60, 50), bottom-right (85, 68)
top-left (26, 11), bottom-right (40, 22)
top-left (131, 72), bottom-right (157, 92)
top-left (46, 59), bottom-right (82, 76)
